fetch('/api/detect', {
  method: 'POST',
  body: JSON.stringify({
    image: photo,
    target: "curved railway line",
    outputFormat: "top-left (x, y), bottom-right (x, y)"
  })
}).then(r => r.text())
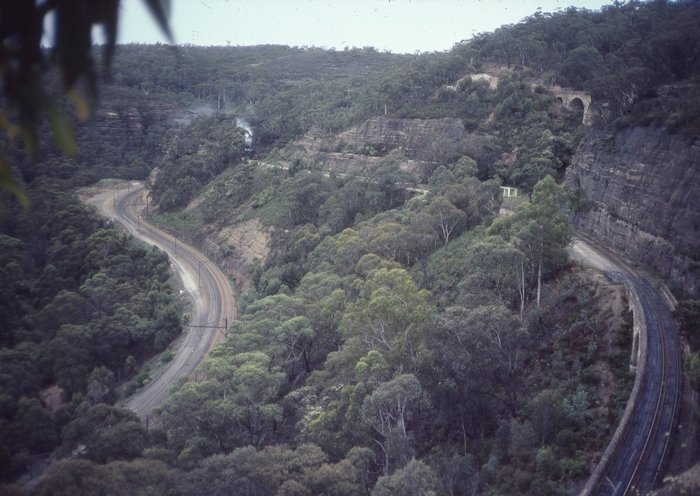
top-left (85, 182), bottom-right (237, 422)
top-left (84, 184), bottom-right (684, 493)
top-left (596, 275), bottom-right (682, 495)
top-left (573, 239), bottom-right (682, 496)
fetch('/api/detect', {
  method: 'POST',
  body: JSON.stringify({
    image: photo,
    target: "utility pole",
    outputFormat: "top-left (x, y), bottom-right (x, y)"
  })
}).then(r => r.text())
top-left (129, 195), bottom-right (149, 232)
top-left (189, 318), bottom-right (228, 339)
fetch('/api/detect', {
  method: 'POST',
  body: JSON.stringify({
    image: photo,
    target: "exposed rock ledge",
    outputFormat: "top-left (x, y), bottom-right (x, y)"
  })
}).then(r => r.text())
top-left (281, 116), bottom-right (496, 175)
top-left (565, 126), bottom-right (700, 297)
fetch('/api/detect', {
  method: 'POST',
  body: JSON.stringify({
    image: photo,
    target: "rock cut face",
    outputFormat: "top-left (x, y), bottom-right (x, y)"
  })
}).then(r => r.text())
top-left (331, 117), bottom-right (475, 161)
top-left (565, 126), bottom-right (700, 296)
top-left (281, 116), bottom-right (497, 178)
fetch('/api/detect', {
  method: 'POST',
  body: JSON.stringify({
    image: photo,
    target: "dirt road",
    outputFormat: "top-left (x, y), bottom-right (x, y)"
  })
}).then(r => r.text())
top-left (84, 181), bottom-right (237, 422)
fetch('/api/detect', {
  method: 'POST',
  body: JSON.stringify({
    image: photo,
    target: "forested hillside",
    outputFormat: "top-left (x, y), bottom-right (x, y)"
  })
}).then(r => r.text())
top-left (0, 184), bottom-right (181, 481)
top-left (1, 1), bottom-right (699, 495)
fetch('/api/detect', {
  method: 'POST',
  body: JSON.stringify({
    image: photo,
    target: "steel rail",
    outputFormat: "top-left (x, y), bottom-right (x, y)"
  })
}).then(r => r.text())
top-left (85, 182), bottom-right (237, 421)
top-left (573, 237), bottom-right (682, 496)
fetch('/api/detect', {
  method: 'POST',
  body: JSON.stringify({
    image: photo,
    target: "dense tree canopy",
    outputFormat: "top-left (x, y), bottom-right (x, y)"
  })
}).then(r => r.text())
top-left (0, 187), bottom-right (182, 480)
top-left (3, 1), bottom-right (694, 494)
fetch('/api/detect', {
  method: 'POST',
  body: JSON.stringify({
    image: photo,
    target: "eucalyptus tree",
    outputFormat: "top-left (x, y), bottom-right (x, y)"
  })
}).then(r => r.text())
top-left (488, 175), bottom-right (572, 309)
top-left (361, 374), bottom-right (430, 475)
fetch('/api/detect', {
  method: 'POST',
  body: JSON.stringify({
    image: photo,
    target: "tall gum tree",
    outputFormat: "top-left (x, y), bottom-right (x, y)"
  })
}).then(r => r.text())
top-left (340, 268), bottom-right (432, 374)
top-left (488, 175), bottom-right (572, 311)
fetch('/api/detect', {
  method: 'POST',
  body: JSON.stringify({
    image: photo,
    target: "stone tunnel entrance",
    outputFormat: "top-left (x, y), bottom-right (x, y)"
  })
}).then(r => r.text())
top-left (568, 97), bottom-right (585, 122)
top-left (550, 87), bottom-right (592, 125)
top-left (568, 97), bottom-right (584, 112)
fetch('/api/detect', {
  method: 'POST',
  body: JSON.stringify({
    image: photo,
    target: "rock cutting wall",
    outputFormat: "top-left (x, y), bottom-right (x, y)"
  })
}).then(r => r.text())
top-left (281, 116), bottom-right (496, 177)
top-left (91, 105), bottom-right (144, 142)
top-left (331, 116), bottom-right (475, 161)
top-left (565, 126), bottom-right (700, 296)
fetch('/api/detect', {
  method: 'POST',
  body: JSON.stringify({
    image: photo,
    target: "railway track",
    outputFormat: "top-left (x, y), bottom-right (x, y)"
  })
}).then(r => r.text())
top-left (599, 276), bottom-right (682, 495)
top-left (573, 239), bottom-right (682, 496)
top-left (85, 182), bottom-right (237, 422)
top-left (84, 190), bottom-right (684, 492)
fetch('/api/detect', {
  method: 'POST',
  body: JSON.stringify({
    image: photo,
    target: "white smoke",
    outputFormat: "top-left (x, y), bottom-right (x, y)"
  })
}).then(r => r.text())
top-left (236, 117), bottom-right (253, 147)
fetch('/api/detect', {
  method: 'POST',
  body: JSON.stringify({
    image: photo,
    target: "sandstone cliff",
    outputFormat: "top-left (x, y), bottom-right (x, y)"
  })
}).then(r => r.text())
top-left (330, 116), bottom-right (480, 161)
top-left (93, 105), bottom-right (143, 139)
top-left (281, 116), bottom-right (496, 177)
top-left (565, 126), bottom-right (700, 297)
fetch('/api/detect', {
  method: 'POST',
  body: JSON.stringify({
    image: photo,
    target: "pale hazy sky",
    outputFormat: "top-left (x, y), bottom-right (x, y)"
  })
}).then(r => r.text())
top-left (116, 0), bottom-right (613, 53)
